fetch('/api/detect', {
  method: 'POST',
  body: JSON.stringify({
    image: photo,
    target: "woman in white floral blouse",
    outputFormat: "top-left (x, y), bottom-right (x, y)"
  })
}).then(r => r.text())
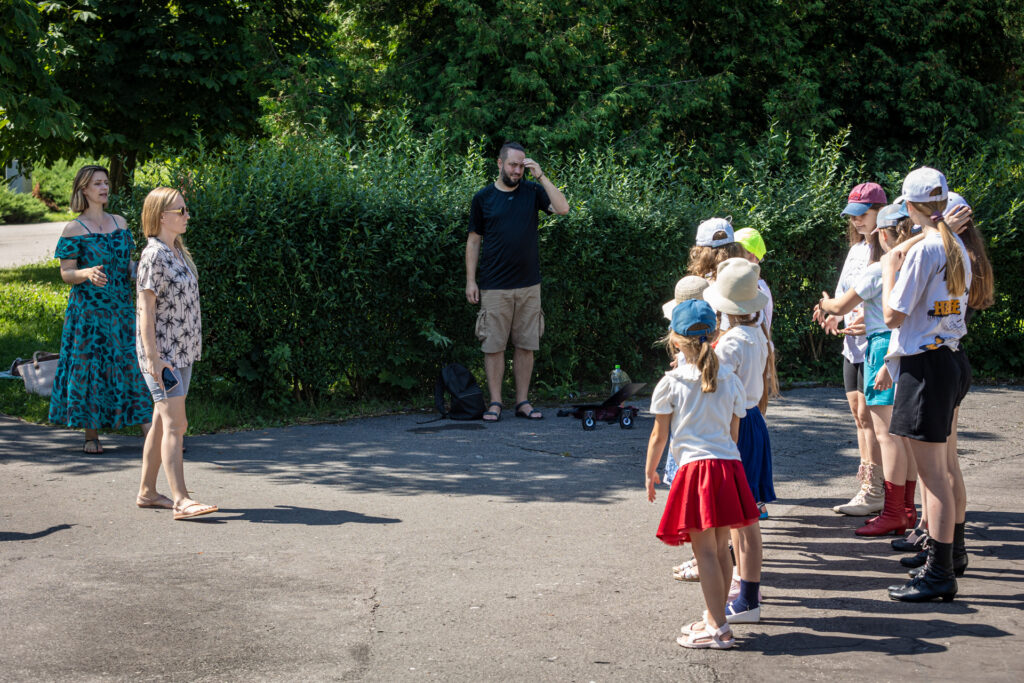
top-left (135, 187), bottom-right (217, 520)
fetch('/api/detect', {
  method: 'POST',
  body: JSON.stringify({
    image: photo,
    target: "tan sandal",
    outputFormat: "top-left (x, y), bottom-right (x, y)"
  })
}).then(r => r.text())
top-left (672, 558), bottom-right (700, 582)
top-left (173, 501), bottom-right (218, 520)
top-left (136, 493), bottom-right (174, 509)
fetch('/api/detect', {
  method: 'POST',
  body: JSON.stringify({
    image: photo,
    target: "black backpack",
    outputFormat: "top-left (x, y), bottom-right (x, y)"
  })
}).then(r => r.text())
top-left (434, 363), bottom-right (486, 420)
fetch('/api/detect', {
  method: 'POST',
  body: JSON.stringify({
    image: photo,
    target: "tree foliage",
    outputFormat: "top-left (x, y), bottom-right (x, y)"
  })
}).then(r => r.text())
top-left (332, 0), bottom-right (1024, 159)
top-left (1, 1), bottom-right (333, 189)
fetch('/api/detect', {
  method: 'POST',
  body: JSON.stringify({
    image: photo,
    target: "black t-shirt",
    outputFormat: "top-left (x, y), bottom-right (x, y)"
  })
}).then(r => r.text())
top-left (468, 181), bottom-right (552, 290)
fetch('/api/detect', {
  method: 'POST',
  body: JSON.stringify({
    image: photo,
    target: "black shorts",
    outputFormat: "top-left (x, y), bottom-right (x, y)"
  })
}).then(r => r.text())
top-left (890, 347), bottom-right (967, 443)
top-left (843, 359), bottom-right (864, 394)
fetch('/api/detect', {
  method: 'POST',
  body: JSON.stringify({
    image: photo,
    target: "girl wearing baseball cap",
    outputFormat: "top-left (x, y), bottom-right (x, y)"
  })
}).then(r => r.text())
top-left (645, 299), bottom-right (759, 649)
top-left (815, 182), bottom-right (888, 519)
top-left (881, 167), bottom-right (971, 602)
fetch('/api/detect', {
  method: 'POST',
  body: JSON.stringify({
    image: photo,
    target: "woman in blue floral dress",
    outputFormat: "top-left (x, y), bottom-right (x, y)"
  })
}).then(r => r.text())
top-left (50, 165), bottom-right (153, 455)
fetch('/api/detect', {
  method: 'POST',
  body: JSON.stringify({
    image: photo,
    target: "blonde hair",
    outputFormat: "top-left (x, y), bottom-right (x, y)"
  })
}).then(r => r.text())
top-left (70, 165), bottom-right (109, 213)
top-left (687, 242), bottom-right (746, 278)
top-left (910, 195), bottom-right (967, 297)
top-left (141, 187), bottom-right (197, 276)
top-left (959, 220), bottom-right (994, 311)
top-left (661, 330), bottom-right (720, 392)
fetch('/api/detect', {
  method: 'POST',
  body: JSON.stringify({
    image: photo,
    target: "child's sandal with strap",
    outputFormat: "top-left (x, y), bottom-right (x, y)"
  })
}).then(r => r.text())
top-left (676, 623), bottom-right (735, 649)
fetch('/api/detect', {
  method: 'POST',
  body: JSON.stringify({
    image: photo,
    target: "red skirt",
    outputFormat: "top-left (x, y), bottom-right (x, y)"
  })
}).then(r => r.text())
top-left (657, 458), bottom-right (760, 546)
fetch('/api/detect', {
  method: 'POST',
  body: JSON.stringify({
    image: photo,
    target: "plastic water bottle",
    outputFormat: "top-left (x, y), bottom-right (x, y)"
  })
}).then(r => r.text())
top-left (610, 365), bottom-right (630, 395)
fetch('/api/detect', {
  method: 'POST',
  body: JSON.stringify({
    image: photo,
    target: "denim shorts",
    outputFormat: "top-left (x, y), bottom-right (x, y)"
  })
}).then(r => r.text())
top-left (864, 332), bottom-right (895, 406)
top-left (142, 364), bottom-right (192, 402)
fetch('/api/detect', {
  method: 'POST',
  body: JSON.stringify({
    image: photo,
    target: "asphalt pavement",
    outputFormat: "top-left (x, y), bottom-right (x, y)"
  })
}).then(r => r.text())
top-left (1, 386), bottom-right (1023, 681)
top-left (0, 222), bottom-right (65, 268)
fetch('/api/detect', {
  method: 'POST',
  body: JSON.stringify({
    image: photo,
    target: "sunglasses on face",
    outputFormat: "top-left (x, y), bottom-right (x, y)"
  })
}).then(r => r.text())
top-left (163, 206), bottom-right (189, 216)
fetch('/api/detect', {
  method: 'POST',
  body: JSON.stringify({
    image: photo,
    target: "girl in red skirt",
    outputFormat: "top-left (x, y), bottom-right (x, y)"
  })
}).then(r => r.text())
top-left (646, 299), bottom-right (760, 649)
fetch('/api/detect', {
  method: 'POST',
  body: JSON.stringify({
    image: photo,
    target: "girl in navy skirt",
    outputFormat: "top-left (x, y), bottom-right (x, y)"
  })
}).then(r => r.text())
top-left (703, 258), bottom-right (776, 624)
top-left (645, 299), bottom-right (758, 649)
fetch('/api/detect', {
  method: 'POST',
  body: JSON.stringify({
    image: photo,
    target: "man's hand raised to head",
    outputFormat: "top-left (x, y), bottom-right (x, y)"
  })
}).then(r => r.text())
top-left (523, 158), bottom-right (544, 181)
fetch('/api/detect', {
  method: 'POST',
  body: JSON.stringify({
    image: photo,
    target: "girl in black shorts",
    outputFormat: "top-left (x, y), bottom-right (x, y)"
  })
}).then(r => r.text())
top-left (881, 168), bottom-right (972, 602)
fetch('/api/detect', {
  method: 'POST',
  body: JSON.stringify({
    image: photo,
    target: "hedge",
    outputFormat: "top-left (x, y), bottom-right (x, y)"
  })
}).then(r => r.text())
top-left (110, 126), bottom-right (1024, 404)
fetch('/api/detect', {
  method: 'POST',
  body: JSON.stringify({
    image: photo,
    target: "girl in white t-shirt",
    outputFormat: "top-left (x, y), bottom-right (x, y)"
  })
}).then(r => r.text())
top-left (645, 299), bottom-right (757, 649)
top-left (813, 182), bottom-right (887, 518)
top-left (703, 258), bottom-right (775, 625)
top-left (818, 204), bottom-right (917, 537)
top-left (881, 167), bottom-right (971, 603)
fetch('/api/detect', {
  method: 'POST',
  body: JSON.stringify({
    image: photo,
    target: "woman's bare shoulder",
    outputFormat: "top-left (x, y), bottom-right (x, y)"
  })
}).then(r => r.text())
top-left (61, 220), bottom-right (87, 237)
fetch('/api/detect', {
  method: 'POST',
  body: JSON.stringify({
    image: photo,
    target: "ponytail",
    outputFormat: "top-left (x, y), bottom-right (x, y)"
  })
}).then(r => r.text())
top-left (912, 199), bottom-right (966, 297)
top-left (662, 331), bottom-right (719, 393)
top-left (937, 218), bottom-right (967, 297)
top-left (695, 337), bottom-right (719, 393)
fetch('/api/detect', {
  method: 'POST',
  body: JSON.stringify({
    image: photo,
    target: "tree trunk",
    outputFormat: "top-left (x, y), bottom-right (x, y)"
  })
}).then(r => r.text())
top-left (108, 149), bottom-right (138, 195)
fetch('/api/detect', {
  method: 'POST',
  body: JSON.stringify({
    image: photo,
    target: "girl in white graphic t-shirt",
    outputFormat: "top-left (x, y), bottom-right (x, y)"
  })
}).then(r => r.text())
top-left (645, 299), bottom-right (757, 650)
top-left (881, 167), bottom-right (971, 603)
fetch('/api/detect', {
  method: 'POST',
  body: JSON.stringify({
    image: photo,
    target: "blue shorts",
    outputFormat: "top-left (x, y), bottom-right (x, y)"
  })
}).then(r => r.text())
top-left (142, 364), bottom-right (192, 402)
top-left (864, 332), bottom-right (895, 406)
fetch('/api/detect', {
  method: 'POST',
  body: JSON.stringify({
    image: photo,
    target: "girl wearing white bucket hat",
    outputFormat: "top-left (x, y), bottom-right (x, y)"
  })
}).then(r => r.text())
top-left (703, 257), bottom-right (776, 624)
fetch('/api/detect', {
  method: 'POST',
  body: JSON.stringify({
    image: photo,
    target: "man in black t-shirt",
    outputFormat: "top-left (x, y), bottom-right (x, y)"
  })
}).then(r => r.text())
top-left (466, 142), bottom-right (569, 422)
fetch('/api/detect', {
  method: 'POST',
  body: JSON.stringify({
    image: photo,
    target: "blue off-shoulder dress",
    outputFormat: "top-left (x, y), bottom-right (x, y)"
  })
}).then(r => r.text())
top-left (48, 225), bottom-right (153, 429)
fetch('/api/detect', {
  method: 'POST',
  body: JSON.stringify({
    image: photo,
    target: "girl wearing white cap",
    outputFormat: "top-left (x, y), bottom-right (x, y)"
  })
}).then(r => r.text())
top-left (703, 257), bottom-right (776, 624)
top-left (687, 217), bottom-right (745, 279)
top-left (881, 167), bottom-right (971, 602)
top-left (894, 192), bottom-right (992, 582)
top-left (816, 182), bottom-right (887, 519)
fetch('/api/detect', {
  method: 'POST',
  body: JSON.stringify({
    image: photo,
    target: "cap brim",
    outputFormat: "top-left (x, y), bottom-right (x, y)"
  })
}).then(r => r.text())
top-left (841, 202), bottom-right (871, 217)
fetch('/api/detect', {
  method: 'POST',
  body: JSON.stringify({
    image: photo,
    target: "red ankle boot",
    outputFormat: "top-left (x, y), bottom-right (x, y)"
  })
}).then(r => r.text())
top-left (904, 479), bottom-right (917, 529)
top-left (855, 482), bottom-right (908, 536)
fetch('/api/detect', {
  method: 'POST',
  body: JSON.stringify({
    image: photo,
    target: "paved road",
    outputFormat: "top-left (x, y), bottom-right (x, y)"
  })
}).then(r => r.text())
top-left (0, 222), bottom-right (64, 268)
top-left (1, 386), bottom-right (1022, 681)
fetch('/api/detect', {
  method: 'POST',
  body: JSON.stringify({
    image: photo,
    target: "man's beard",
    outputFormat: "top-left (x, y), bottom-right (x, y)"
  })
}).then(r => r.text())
top-left (500, 170), bottom-right (520, 188)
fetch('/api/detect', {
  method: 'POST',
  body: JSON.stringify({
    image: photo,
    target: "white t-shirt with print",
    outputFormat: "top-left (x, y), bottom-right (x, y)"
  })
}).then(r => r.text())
top-left (649, 361), bottom-right (746, 467)
top-left (884, 232), bottom-right (971, 378)
top-left (715, 324), bottom-right (769, 410)
top-left (836, 241), bottom-right (871, 363)
top-left (853, 262), bottom-right (887, 338)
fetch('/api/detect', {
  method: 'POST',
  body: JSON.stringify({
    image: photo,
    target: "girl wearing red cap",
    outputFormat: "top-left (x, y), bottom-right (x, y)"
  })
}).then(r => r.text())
top-left (814, 182), bottom-right (887, 519)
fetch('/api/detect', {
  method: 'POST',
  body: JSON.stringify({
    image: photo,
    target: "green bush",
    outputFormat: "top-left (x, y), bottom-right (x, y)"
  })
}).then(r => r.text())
top-left (0, 183), bottom-right (48, 224)
top-left (109, 124), bottom-right (1024, 405)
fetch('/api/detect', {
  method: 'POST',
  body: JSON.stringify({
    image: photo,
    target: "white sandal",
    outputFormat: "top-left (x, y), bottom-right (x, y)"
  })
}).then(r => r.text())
top-left (672, 558), bottom-right (700, 582)
top-left (677, 623), bottom-right (735, 650)
top-left (680, 611), bottom-right (709, 635)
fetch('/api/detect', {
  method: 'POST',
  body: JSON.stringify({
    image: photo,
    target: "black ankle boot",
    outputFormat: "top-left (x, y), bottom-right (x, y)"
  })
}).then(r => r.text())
top-left (892, 526), bottom-right (928, 552)
top-left (900, 544), bottom-right (929, 568)
top-left (909, 546), bottom-right (968, 578)
top-left (889, 540), bottom-right (958, 602)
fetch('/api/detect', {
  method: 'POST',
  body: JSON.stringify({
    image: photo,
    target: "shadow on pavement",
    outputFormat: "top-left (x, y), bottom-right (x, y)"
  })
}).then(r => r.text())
top-left (0, 524), bottom-right (74, 542)
top-left (215, 505), bottom-right (402, 526)
top-left (745, 616), bottom-right (1010, 655)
